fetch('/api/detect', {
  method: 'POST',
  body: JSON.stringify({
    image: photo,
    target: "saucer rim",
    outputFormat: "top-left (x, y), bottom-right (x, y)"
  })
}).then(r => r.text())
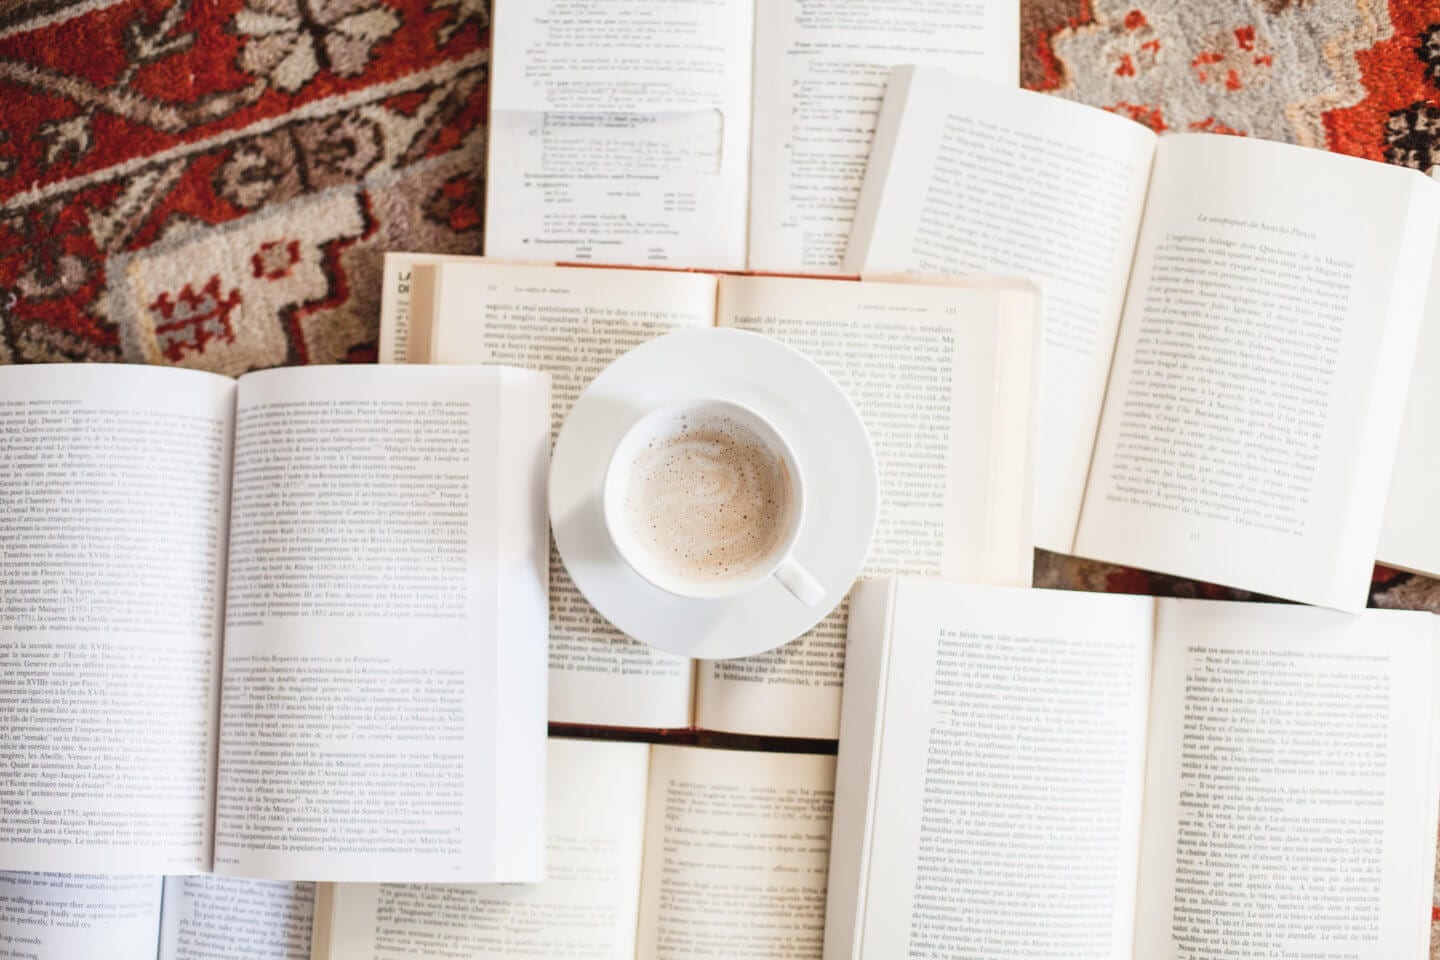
top-left (548, 327), bottom-right (879, 660)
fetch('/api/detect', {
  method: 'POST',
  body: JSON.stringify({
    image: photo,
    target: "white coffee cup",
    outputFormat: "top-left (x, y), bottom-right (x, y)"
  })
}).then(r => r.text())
top-left (601, 398), bottom-right (825, 606)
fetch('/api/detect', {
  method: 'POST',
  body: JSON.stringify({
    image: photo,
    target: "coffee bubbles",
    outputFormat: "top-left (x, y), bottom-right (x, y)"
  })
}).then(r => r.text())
top-left (622, 413), bottom-right (793, 583)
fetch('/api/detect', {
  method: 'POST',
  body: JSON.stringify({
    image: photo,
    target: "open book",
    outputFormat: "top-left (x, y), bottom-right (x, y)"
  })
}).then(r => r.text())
top-left (0, 872), bottom-right (313, 960)
top-left (312, 737), bottom-right (835, 959)
top-left (848, 66), bottom-right (1440, 611)
top-left (1379, 170), bottom-right (1440, 578)
top-left (485, 0), bottom-right (1017, 271)
top-left (827, 579), bottom-right (1440, 960)
top-left (379, 255), bottom-right (1039, 738)
top-left (0, 362), bottom-right (550, 882)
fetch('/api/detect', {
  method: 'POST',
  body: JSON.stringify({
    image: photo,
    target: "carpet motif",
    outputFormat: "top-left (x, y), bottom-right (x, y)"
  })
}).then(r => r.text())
top-left (6, 0), bottom-right (1440, 945)
top-left (0, 0), bottom-right (488, 367)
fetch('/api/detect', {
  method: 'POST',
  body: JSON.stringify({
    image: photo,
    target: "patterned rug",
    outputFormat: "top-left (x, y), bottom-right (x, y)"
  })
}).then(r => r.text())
top-left (3, 0), bottom-right (1440, 942)
top-left (5, 0), bottom-right (1435, 599)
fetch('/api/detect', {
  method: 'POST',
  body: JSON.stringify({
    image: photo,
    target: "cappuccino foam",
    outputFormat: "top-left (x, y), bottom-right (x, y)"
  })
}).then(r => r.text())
top-left (623, 413), bottom-right (792, 582)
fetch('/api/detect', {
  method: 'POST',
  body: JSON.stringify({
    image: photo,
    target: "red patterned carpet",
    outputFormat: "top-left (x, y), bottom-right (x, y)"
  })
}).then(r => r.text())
top-left (0, 0), bottom-right (487, 371)
top-left (3, 0), bottom-right (1440, 941)
top-left (8, 0), bottom-right (1437, 602)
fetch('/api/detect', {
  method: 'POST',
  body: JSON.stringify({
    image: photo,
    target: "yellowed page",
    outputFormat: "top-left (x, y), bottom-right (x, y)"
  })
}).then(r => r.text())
top-left (377, 253), bottom-right (556, 363)
top-left (695, 275), bottom-right (1038, 739)
top-left (427, 261), bottom-right (719, 730)
top-left (378, 253), bottom-right (442, 363)
top-left (635, 746), bottom-right (835, 959)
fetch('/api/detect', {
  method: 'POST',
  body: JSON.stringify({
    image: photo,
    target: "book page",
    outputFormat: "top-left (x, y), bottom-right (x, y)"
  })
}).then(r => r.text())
top-left (157, 877), bottom-right (313, 960)
top-left (747, 0), bottom-right (1018, 272)
top-left (486, 0), bottom-right (754, 269)
top-left (0, 364), bottom-right (233, 874)
top-left (829, 580), bottom-right (1153, 960)
top-left (1076, 134), bottom-right (1440, 611)
top-left (320, 739), bottom-right (650, 960)
top-left (429, 261), bottom-right (719, 729)
top-left (0, 873), bottom-right (162, 960)
top-left (214, 365), bottom-right (550, 882)
top-left (845, 67), bottom-right (1157, 551)
top-left (635, 746), bottom-right (835, 959)
top-left (696, 275), bottom-right (1038, 739)
top-left (377, 253), bottom-right (451, 364)
top-left (1377, 173), bottom-right (1440, 576)
top-left (1135, 601), bottom-right (1440, 959)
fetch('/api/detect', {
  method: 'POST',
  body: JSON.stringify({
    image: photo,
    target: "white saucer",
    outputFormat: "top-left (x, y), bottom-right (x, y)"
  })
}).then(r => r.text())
top-left (550, 328), bottom-right (878, 659)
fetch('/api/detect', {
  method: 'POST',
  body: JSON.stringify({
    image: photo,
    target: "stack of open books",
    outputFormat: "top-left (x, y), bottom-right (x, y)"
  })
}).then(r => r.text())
top-left (4, 1), bottom-right (1440, 959)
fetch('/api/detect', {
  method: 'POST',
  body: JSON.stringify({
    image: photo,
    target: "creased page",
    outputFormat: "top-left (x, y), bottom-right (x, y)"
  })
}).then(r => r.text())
top-left (635, 746), bottom-right (835, 960)
top-left (697, 275), bottom-right (1037, 739)
top-left (846, 67), bottom-right (1157, 551)
top-left (1076, 134), bottom-right (1440, 611)
top-left (487, 0), bottom-right (754, 269)
top-left (0, 873), bottom-right (162, 960)
top-left (321, 739), bottom-right (650, 960)
top-left (429, 261), bottom-right (718, 729)
top-left (1135, 601), bottom-right (1440, 960)
top-left (157, 876), bottom-right (313, 960)
top-left (747, 0), bottom-right (1018, 272)
top-left (214, 365), bottom-right (550, 882)
top-left (833, 581), bottom-right (1153, 960)
top-left (0, 364), bottom-right (234, 874)
top-left (378, 254), bottom-right (552, 364)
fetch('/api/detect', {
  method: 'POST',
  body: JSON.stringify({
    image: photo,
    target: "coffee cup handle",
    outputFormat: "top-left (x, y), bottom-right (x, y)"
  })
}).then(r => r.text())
top-left (774, 556), bottom-right (825, 607)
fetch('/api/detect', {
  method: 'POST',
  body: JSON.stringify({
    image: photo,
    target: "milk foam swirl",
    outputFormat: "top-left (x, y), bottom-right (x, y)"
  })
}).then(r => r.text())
top-left (623, 413), bottom-right (792, 582)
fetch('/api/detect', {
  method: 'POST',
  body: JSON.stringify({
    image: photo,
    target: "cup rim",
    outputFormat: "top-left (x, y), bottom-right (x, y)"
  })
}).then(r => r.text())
top-left (601, 397), bottom-right (806, 601)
